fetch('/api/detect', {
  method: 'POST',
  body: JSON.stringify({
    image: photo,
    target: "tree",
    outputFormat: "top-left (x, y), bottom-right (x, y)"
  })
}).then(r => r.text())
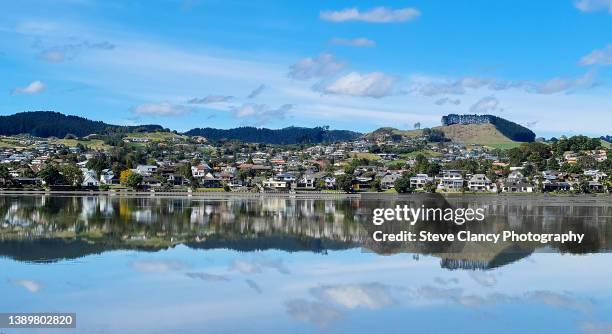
top-left (394, 173), bottom-right (412, 193)
top-left (335, 175), bottom-right (353, 193)
top-left (0, 165), bottom-right (12, 187)
top-left (86, 156), bottom-right (108, 176)
top-left (546, 157), bottom-right (560, 170)
top-left (424, 182), bottom-right (437, 193)
top-left (38, 163), bottom-right (65, 186)
top-left (125, 173), bottom-right (143, 189)
top-left (120, 169), bottom-right (133, 185)
top-left (61, 163), bottom-right (84, 186)
top-left (373, 177), bottom-right (382, 192)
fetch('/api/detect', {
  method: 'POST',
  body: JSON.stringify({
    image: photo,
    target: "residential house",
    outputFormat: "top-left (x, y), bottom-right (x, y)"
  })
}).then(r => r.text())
top-left (380, 173), bottom-right (401, 190)
top-left (500, 180), bottom-right (534, 193)
top-left (437, 170), bottom-right (464, 192)
top-left (297, 174), bottom-right (316, 189)
top-left (135, 165), bottom-right (158, 176)
top-left (468, 174), bottom-right (496, 192)
top-left (191, 164), bottom-right (212, 178)
top-left (81, 169), bottom-right (100, 187)
top-left (410, 174), bottom-right (434, 190)
top-left (262, 178), bottom-right (288, 190)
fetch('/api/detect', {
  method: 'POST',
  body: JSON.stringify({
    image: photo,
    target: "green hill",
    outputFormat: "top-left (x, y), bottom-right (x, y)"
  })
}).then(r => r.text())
top-left (184, 126), bottom-right (361, 144)
top-left (369, 123), bottom-right (523, 149)
top-left (0, 111), bottom-right (166, 138)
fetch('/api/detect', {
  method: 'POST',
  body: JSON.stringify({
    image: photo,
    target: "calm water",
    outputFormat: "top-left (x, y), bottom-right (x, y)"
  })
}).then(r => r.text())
top-left (1, 194), bottom-right (612, 334)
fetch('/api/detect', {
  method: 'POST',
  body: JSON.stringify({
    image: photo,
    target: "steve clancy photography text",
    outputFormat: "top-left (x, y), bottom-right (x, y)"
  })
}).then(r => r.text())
top-left (371, 205), bottom-right (585, 244)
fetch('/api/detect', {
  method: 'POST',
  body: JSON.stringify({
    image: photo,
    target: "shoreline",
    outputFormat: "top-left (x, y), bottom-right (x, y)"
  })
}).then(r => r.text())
top-left (0, 189), bottom-right (610, 199)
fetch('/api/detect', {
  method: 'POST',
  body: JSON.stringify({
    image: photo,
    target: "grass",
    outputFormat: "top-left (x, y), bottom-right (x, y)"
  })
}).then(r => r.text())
top-left (350, 152), bottom-right (380, 161)
top-left (485, 142), bottom-right (523, 150)
top-left (195, 188), bottom-right (226, 192)
top-left (400, 150), bottom-right (442, 159)
top-left (125, 132), bottom-right (186, 142)
top-left (368, 124), bottom-right (523, 148)
top-left (54, 138), bottom-right (110, 150)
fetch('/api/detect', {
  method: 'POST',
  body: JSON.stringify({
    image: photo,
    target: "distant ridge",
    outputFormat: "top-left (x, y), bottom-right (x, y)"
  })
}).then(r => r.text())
top-left (441, 114), bottom-right (535, 142)
top-left (0, 111), bottom-right (165, 138)
top-left (184, 126), bottom-right (362, 144)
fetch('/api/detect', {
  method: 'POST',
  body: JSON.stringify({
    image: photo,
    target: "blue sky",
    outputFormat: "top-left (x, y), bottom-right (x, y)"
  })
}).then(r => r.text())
top-left (1, 0), bottom-right (612, 137)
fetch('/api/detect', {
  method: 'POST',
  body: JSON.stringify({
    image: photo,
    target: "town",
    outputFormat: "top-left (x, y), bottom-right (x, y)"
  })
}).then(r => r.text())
top-left (0, 123), bottom-right (610, 195)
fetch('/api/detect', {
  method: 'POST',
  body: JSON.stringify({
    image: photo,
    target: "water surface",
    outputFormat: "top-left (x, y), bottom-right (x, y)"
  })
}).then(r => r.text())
top-left (1, 195), bottom-right (611, 333)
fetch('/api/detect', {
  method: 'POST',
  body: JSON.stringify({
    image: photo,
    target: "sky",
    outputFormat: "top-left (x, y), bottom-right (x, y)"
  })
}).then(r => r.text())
top-left (1, 0), bottom-right (612, 137)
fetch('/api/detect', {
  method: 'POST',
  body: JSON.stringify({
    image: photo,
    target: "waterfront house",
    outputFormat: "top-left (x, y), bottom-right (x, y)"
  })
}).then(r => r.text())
top-left (380, 173), bottom-right (401, 190)
top-left (136, 164), bottom-right (158, 176)
top-left (81, 169), bottom-right (100, 187)
top-left (500, 179), bottom-right (534, 193)
top-left (468, 174), bottom-right (496, 192)
top-left (262, 178), bottom-right (288, 190)
top-left (410, 174), bottom-right (434, 190)
top-left (191, 164), bottom-right (212, 178)
top-left (297, 174), bottom-right (316, 189)
top-left (437, 170), bottom-right (464, 191)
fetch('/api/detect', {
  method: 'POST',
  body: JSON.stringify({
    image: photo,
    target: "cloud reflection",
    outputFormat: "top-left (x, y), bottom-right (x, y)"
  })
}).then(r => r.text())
top-left (185, 272), bottom-right (230, 282)
top-left (130, 260), bottom-right (185, 273)
top-left (10, 279), bottom-right (42, 293)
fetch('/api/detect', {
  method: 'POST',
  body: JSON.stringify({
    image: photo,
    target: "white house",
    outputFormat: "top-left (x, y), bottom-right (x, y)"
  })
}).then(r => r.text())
top-left (297, 174), bottom-right (316, 189)
top-left (324, 177), bottom-right (336, 189)
top-left (81, 169), bottom-right (100, 187)
top-left (410, 174), bottom-right (434, 189)
top-left (191, 164), bottom-right (211, 178)
top-left (262, 178), bottom-right (288, 190)
top-left (437, 170), bottom-right (464, 191)
top-left (135, 165), bottom-right (157, 176)
top-left (468, 174), bottom-right (496, 192)
top-left (380, 173), bottom-right (401, 189)
top-left (99, 169), bottom-right (117, 185)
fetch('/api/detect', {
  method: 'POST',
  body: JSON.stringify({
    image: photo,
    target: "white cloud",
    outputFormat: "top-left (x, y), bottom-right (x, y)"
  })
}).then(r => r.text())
top-left (288, 53), bottom-right (346, 80)
top-left (132, 102), bottom-right (191, 116)
top-left (37, 40), bottom-right (115, 63)
top-left (130, 260), bottom-right (185, 273)
top-left (410, 72), bottom-right (596, 96)
top-left (247, 84), bottom-right (265, 98)
top-left (322, 72), bottom-right (398, 98)
top-left (330, 37), bottom-right (375, 47)
top-left (469, 96), bottom-right (501, 113)
top-left (435, 97), bottom-right (461, 105)
top-left (187, 95), bottom-right (234, 104)
top-left (410, 76), bottom-right (491, 96)
top-left (40, 49), bottom-right (66, 63)
top-left (528, 71), bottom-right (596, 94)
top-left (580, 45), bottom-right (612, 65)
top-left (11, 279), bottom-right (42, 293)
top-left (12, 80), bottom-right (45, 95)
top-left (575, 0), bottom-right (612, 13)
top-left (578, 321), bottom-right (612, 334)
top-left (320, 7), bottom-right (421, 23)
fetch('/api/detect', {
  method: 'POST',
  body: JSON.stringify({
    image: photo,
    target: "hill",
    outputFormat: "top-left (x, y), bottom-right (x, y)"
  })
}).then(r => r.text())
top-left (441, 114), bottom-right (535, 142)
top-left (437, 123), bottom-right (521, 148)
top-left (368, 124), bottom-right (523, 149)
top-left (184, 126), bottom-right (362, 144)
top-left (0, 111), bottom-right (166, 138)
